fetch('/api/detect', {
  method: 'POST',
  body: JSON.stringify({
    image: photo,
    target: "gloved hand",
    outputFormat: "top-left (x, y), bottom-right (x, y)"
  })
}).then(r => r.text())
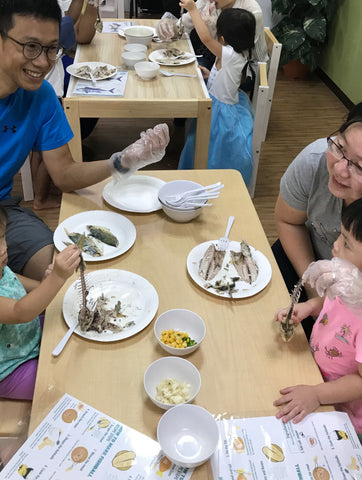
top-left (302, 257), bottom-right (362, 307)
top-left (108, 123), bottom-right (170, 181)
top-left (201, 1), bottom-right (217, 34)
top-left (156, 12), bottom-right (178, 40)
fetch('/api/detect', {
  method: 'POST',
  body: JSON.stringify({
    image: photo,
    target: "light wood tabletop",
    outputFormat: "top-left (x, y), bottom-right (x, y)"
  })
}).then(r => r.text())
top-left (63, 19), bottom-right (212, 168)
top-left (28, 169), bottom-right (328, 478)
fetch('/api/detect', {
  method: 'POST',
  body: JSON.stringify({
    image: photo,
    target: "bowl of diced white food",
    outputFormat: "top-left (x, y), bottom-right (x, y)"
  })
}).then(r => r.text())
top-left (144, 356), bottom-right (201, 410)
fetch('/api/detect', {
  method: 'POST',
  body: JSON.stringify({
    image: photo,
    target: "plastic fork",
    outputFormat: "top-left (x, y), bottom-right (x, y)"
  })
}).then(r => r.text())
top-left (52, 298), bottom-right (97, 357)
top-left (165, 182), bottom-right (223, 204)
top-left (217, 216), bottom-right (235, 251)
top-left (160, 70), bottom-right (197, 78)
top-left (166, 193), bottom-right (220, 207)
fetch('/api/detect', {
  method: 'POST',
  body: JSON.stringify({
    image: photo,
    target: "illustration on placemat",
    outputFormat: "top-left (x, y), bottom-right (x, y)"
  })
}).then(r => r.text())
top-left (312, 457), bottom-right (330, 480)
top-left (154, 455), bottom-right (172, 476)
top-left (233, 436), bottom-right (246, 454)
top-left (262, 443), bottom-right (285, 463)
top-left (112, 450), bottom-right (136, 471)
top-left (17, 464), bottom-right (34, 479)
top-left (65, 446), bottom-right (89, 471)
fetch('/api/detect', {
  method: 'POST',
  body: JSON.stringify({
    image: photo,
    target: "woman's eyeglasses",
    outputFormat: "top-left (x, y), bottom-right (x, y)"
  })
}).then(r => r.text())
top-left (327, 135), bottom-right (362, 177)
top-left (7, 35), bottom-right (63, 61)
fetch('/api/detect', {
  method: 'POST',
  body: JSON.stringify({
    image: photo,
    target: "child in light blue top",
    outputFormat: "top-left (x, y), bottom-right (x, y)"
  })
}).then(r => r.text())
top-left (0, 207), bottom-right (80, 399)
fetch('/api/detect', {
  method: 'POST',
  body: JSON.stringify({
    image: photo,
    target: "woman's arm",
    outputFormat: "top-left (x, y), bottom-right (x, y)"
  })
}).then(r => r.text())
top-left (274, 365), bottom-right (362, 424)
top-left (0, 246), bottom-right (80, 325)
top-left (275, 193), bottom-right (316, 279)
top-left (180, 0), bottom-right (221, 58)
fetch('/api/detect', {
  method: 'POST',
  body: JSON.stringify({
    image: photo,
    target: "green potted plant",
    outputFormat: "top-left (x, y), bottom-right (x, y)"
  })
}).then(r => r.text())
top-left (271, 0), bottom-right (339, 76)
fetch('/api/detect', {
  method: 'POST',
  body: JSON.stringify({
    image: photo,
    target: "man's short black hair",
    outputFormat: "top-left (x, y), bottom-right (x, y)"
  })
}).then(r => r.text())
top-left (0, 0), bottom-right (61, 38)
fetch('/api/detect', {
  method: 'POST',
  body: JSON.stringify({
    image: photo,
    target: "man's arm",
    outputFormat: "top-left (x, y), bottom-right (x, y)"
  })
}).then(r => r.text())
top-left (41, 144), bottom-right (110, 192)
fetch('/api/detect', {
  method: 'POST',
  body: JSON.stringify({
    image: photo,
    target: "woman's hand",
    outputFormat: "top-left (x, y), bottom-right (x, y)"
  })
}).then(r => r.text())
top-left (52, 245), bottom-right (81, 280)
top-left (274, 385), bottom-right (320, 423)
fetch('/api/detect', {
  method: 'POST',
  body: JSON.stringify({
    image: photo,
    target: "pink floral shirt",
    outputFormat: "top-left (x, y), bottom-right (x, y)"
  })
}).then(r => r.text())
top-left (310, 297), bottom-right (362, 432)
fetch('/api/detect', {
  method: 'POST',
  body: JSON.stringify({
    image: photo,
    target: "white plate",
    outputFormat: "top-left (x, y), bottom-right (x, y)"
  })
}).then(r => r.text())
top-left (187, 240), bottom-right (272, 298)
top-left (118, 26), bottom-right (157, 38)
top-left (62, 269), bottom-right (159, 342)
top-left (66, 62), bottom-right (117, 81)
top-left (103, 176), bottom-right (166, 213)
top-left (54, 210), bottom-right (136, 262)
top-left (148, 49), bottom-right (196, 66)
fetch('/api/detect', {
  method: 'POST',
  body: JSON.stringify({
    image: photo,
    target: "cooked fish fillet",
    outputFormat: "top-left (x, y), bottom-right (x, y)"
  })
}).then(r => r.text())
top-left (230, 240), bottom-right (258, 284)
top-left (199, 243), bottom-right (225, 281)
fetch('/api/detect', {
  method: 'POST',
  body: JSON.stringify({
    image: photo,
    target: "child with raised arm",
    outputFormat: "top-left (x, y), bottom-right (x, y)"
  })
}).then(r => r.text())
top-left (0, 207), bottom-right (80, 400)
top-left (274, 198), bottom-right (362, 437)
top-left (178, 4), bottom-right (255, 185)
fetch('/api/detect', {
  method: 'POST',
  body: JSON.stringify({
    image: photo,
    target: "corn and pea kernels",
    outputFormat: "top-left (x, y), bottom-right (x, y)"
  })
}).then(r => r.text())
top-left (160, 329), bottom-right (191, 349)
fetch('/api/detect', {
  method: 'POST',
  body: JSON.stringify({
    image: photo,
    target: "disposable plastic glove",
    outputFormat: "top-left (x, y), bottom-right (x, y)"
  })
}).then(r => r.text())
top-left (108, 123), bottom-right (170, 181)
top-left (302, 257), bottom-right (362, 308)
top-left (156, 12), bottom-right (178, 40)
top-left (201, 1), bottom-right (217, 35)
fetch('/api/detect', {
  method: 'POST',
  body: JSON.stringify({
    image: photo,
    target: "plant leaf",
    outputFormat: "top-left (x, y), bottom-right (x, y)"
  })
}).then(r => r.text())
top-left (304, 15), bottom-right (326, 42)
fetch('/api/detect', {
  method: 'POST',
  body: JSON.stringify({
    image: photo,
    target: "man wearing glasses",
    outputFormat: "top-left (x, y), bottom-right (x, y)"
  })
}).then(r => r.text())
top-left (272, 103), bottom-right (362, 339)
top-left (0, 0), bottom-right (169, 281)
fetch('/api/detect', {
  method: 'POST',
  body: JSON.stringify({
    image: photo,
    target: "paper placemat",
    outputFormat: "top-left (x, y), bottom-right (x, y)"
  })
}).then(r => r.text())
top-left (0, 393), bottom-right (193, 479)
top-left (72, 71), bottom-right (128, 96)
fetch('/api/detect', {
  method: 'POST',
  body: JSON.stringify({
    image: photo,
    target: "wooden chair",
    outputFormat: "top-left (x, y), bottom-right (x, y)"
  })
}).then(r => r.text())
top-left (248, 62), bottom-right (269, 198)
top-left (261, 27), bottom-right (282, 141)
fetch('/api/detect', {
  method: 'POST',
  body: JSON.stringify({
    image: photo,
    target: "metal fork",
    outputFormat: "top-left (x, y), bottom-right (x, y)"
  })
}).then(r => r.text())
top-left (52, 298), bottom-right (97, 357)
top-left (280, 279), bottom-right (303, 342)
top-left (217, 216), bottom-right (235, 251)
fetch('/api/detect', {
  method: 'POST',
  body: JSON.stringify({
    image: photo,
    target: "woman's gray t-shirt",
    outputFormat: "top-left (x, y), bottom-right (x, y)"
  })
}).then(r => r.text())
top-left (280, 138), bottom-right (342, 260)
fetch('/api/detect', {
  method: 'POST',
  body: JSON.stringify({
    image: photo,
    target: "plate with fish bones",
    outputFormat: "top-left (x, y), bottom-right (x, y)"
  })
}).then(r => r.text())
top-left (62, 269), bottom-right (159, 342)
top-left (66, 62), bottom-right (117, 81)
top-left (186, 240), bottom-right (272, 298)
top-left (53, 210), bottom-right (136, 261)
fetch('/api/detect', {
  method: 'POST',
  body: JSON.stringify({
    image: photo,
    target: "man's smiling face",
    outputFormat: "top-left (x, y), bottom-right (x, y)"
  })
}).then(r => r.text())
top-left (0, 14), bottom-right (59, 97)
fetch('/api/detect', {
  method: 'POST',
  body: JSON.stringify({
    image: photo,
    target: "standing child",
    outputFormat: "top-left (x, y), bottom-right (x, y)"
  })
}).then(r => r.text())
top-left (178, 5), bottom-right (255, 186)
top-left (274, 198), bottom-right (362, 437)
top-left (0, 207), bottom-right (80, 400)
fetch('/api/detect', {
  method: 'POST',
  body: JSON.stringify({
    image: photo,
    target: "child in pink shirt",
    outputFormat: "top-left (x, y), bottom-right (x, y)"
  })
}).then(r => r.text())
top-left (274, 198), bottom-right (362, 434)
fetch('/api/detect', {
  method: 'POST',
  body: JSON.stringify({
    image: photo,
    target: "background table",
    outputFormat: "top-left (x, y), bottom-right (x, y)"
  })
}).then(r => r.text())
top-left (28, 170), bottom-right (329, 478)
top-left (64, 19), bottom-right (212, 168)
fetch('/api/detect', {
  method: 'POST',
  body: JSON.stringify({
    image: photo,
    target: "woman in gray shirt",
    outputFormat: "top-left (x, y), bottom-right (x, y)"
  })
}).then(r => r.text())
top-left (273, 103), bottom-right (362, 337)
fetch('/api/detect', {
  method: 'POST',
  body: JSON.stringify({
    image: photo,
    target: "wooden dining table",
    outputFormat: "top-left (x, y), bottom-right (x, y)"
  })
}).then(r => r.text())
top-left (63, 19), bottom-right (212, 168)
top-left (28, 169), bottom-right (329, 478)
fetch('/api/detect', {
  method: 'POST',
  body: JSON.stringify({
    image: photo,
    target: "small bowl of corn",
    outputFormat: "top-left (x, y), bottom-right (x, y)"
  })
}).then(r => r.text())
top-left (154, 309), bottom-right (206, 356)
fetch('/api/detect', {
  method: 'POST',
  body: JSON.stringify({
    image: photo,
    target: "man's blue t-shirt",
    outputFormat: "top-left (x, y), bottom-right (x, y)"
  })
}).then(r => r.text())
top-left (0, 80), bottom-right (73, 200)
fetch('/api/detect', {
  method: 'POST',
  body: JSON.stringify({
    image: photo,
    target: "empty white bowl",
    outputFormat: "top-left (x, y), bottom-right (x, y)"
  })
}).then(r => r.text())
top-left (158, 180), bottom-right (204, 205)
top-left (158, 180), bottom-right (206, 222)
top-left (124, 43), bottom-right (147, 53)
top-left (144, 356), bottom-right (201, 410)
top-left (134, 61), bottom-right (160, 80)
top-left (121, 51), bottom-right (147, 68)
top-left (124, 26), bottom-right (154, 46)
top-left (157, 404), bottom-right (219, 468)
top-left (154, 309), bottom-right (206, 356)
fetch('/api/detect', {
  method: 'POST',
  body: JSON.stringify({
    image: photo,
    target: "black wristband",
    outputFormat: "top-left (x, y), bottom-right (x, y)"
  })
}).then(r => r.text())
top-left (113, 154), bottom-right (130, 174)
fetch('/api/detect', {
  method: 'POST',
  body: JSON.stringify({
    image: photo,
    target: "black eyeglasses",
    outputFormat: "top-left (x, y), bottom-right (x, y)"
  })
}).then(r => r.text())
top-left (327, 135), bottom-right (362, 177)
top-left (7, 35), bottom-right (63, 61)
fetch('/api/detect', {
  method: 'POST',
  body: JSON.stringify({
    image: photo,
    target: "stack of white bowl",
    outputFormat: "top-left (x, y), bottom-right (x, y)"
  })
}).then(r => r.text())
top-left (158, 180), bottom-right (207, 222)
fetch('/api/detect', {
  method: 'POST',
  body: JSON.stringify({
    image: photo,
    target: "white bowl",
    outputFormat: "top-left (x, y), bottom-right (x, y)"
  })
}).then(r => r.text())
top-left (157, 404), bottom-right (219, 468)
top-left (159, 202), bottom-right (203, 222)
top-left (144, 357), bottom-right (201, 410)
top-left (124, 26), bottom-right (154, 46)
top-left (121, 51), bottom-right (147, 68)
top-left (134, 61), bottom-right (160, 80)
top-left (154, 309), bottom-right (206, 356)
top-left (124, 43), bottom-right (147, 53)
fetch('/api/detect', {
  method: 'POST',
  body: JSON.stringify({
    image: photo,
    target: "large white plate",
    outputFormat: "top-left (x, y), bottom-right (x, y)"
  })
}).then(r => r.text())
top-left (148, 49), bottom-right (196, 66)
top-left (54, 210), bottom-right (136, 262)
top-left (187, 240), bottom-right (272, 298)
top-left (66, 62), bottom-right (117, 81)
top-left (62, 269), bottom-right (159, 342)
top-left (103, 176), bottom-right (166, 213)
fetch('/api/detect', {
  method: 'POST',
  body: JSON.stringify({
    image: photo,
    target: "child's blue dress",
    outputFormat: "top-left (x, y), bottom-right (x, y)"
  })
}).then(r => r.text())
top-left (179, 45), bottom-right (254, 186)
